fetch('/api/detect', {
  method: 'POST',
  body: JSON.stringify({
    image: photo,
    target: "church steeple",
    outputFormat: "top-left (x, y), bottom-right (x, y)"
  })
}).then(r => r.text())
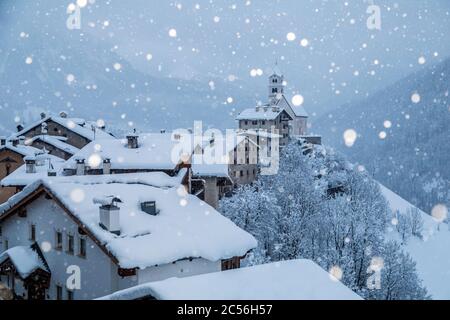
top-left (268, 62), bottom-right (285, 102)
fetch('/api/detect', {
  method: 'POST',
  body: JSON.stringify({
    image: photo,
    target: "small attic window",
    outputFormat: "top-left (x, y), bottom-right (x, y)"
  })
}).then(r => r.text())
top-left (141, 201), bottom-right (160, 216)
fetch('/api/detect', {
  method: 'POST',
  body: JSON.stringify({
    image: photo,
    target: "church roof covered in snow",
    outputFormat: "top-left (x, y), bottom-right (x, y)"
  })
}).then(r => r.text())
top-left (236, 106), bottom-right (291, 121)
top-left (0, 174), bottom-right (257, 270)
top-left (98, 259), bottom-right (362, 300)
top-left (64, 132), bottom-right (194, 172)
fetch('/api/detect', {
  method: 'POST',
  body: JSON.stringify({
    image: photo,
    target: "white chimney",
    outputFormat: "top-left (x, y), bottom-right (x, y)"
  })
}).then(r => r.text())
top-left (75, 157), bottom-right (86, 176)
top-left (94, 196), bottom-right (122, 235)
top-left (24, 156), bottom-right (37, 174)
top-left (126, 130), bottom-right (139, 149)
top-left (103, 158), bottom-right (111, 175)
top-left (18, 136), bottom-right (26, 145)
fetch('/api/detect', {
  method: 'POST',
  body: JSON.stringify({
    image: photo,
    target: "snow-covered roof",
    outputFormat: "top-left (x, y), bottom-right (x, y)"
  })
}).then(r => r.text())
top-left (1, 153), bottom-right (66, 187)
top-left (98, 259), bottom-right (362, 300)
top-left (25, 135), bottom-right (80, 155)
top-left (11, 115), bottom-right (112, 142)
top-left (0, 144), bottom-right (42, 157)
top-left (65, 133), bottom-right (194, 171)
top-left (237, 129), bottom-right (282, 139)
top-left (0, 245), bottom-right (48, 279)
top-left (191, 135), bottom-right (246, 178)
top-left (236, 106), bottom-right (288, 121)
top-left (273, 95), bottom-right (308, 118)
top-left (0, 174), bottom-right (257, 269)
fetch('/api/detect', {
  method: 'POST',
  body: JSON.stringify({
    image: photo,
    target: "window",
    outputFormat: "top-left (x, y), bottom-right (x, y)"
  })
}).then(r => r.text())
top-left (78, 238), bottom-right (86, 258)
top-left (252, 121), bottom-right (257, 125)
top-left (240, 171), bottom-right (244, 177)
top-left (67, 290), bottom-right (74, 301)
top-left (262, 121), bottom-right (266, 125)
top-left (67, 235), bottom-right (74, 255)
top-left (55, 231), bottom-right (63, 251)
top-left (56, 285), bottom-right (63, 300)
top-left (272, 88), bottom-right (278, 93)
top-left (244, 121), bottom-right (248, 125)
top-left (30, 224), bottom-right (36, 241)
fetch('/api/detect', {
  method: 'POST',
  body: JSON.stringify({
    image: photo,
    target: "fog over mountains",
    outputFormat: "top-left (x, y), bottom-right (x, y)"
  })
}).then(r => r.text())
top-left (314, 57), bottom-right (450, 214)
top-left (1, 0), bottom-right (450, 135)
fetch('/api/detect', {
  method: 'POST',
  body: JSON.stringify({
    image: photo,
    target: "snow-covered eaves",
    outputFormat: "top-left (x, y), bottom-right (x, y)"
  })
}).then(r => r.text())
top-left (98, 259), bottom-right (362, 300)
top-left (0, 144), bottom-right (41, 157)
top-left (0, 174), bottom-right (257, 270)
top-left (0, 245), bottom-right (48, 280)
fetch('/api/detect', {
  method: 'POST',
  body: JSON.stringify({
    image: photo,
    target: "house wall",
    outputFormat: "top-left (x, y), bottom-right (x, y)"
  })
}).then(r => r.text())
top-left (0, 149), bottom-right (25, 203)
top-left (22, 120), bottom-right (90, 149)
top-left (0, 195), bottom-right (135, 300)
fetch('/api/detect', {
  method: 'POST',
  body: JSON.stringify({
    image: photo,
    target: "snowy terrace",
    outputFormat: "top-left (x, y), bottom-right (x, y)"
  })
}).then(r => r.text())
top-left (98, 259), bottom-right (362, 300)
top-left (0, 173), bottom-right (257, 270)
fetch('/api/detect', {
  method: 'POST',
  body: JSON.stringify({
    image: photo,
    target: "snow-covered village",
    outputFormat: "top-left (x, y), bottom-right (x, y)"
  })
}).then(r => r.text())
top-left (0, 0), bottom-right (449, 306)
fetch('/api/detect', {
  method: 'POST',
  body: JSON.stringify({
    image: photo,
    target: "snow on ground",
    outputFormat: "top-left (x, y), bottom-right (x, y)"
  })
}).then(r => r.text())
top-left (379, 183), bottom-right (450, 299)
top-left (98, 259), bottom-right (362, 300)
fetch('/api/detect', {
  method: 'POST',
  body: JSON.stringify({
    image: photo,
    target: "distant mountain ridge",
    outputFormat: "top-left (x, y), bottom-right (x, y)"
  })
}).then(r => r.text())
top-left (313, 57), bottom-right (450, 214)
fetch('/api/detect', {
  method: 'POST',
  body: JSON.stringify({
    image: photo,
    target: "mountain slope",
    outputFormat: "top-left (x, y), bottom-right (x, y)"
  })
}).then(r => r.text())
top-left (313, 58), bottom-right (450, 214)
top-left (380, 184), bottom-right (450, 299)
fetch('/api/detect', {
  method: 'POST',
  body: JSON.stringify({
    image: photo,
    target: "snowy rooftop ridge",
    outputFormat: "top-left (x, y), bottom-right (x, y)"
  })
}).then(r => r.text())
top-left (98, 259), bottom-right (362, 300)
top-left (236, 105), bottom-right (285, 121)
top-left (0, 174), bottom-right (257, 269)
top-left (25, 135), bottom-right (80, 155)
top-left (11, 115), bottom-right (112, 142)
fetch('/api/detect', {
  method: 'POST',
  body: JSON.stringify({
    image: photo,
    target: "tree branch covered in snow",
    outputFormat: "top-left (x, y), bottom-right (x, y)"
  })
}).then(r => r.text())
top-left (220, 142), bottom-right (429, 300)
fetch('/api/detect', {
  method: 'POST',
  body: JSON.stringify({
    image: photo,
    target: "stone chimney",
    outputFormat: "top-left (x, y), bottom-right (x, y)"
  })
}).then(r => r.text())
top-left (126, 130), bottom-right (139, 149)
top-left (16, 124), bottom-right (24, 132)
top-left (75, 158), bottom-right (86, 176)
top-left (94, 197), bottom-right (122, 235)
top-left (59, 111), bottom-right (68, 118)
top-left (24, 156), bottom-right (37, 174)
top-left (103, 158), bottom-right (111, 175)
top-left (0, 137), bottom-right (6, 146)
top-left (11, 138), bottom-right (19, 147)
top-left (40, 112), bottom-right (46, 120)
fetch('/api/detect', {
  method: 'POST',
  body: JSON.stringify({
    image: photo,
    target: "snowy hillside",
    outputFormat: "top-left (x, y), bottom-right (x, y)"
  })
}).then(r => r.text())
top-left (314, 57), bottom-right (450, 214)
top-left (380, 184), bottom-right (450, 300)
